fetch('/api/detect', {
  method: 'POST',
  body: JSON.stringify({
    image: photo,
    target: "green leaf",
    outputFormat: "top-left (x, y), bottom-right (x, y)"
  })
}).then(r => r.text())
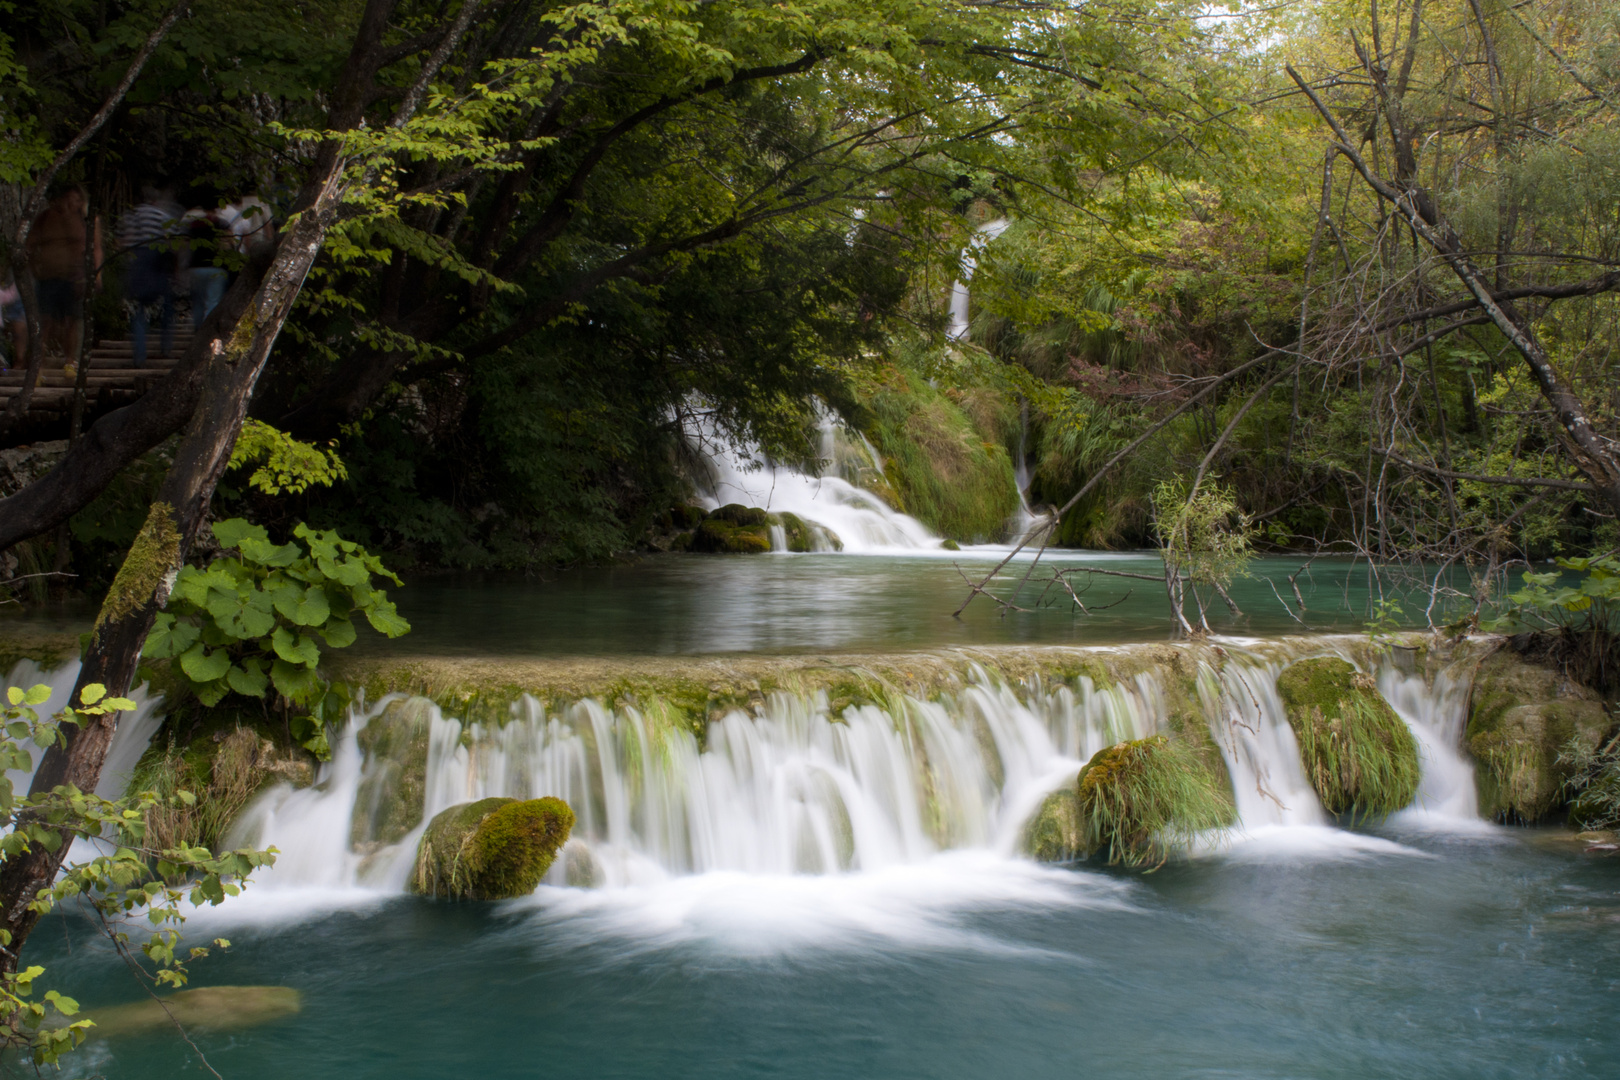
top-left (179, 643), bottom-right (232, 683)
top-left (271, 626), bottom-right (321, 667)
top-left (270, 659), bottom-right (321, 704)
top-left (211, 518), bottom-right (269, 550)
top-left (79, 685), bottom-right (105, 706)
top-left (226, 659), bottom-right (270, 698)
top-left (290, 586), bottom-right (331, 627)
top-left (364, 601), bottom-right (411, 638)
top-left (319, 617), bottom-right (357, 649)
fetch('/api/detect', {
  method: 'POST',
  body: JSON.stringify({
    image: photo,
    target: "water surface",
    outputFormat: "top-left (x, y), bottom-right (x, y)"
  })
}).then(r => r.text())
top-left (42, 830), bottom-right (1620, 1079)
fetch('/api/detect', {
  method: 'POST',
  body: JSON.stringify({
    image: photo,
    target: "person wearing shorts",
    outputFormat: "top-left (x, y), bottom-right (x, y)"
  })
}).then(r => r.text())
top-left (26, 184), bottom-right (101, 365)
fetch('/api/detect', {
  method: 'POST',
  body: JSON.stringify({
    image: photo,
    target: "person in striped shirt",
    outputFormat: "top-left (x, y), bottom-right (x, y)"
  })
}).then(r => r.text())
top-left (119, 185), bottom-right (182, 367)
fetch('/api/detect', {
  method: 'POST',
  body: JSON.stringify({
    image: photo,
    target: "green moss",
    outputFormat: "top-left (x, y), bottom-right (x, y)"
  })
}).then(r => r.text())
top-left (690, 512), bottom-right (773, 553)
top-left (1276, 658), bottom-right (1420, 818)
top-left (0, 630), bottom-right (81, 674)
top-left (1022, 785), bottom-right (1084, 862)
top-left (856, 368), bottom-right (1020, 542)
top-left (1466, 648), bottom-right (1612, 822)
top-left (773, 512), bottom-right (812, 553)
top-left (95, 501), bottom-right (181, 630)
top-left (1077, 735), bottom-right (1235, 867)
top-left (410, 796), bottom-right (575, 900)
top-left (352, 697), bottom-right (434, 847)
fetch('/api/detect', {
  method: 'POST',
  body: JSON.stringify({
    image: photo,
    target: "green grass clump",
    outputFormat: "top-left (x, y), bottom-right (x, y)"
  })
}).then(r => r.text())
top-left (130, 727), bottom-right (286, 859)
top-left (1077, 735), bottom-right (1235, 867)
top-left (856, 368), bottom-right (1019, 542)
top-left (410, 796), bottom-right (575, 900)
top-left (1277, 658), bottom-right (1419, 819)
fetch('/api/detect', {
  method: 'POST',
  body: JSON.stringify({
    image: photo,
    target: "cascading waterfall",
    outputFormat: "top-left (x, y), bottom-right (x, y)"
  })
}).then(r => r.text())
top-left (229, 638), bottom-right (1490, 897)
top-left (684, 409), bottom-right (942, 552)
top-left (2, 659), bottom-right (166, 801)
top-left (946, 219), bottom-right (1011, 342)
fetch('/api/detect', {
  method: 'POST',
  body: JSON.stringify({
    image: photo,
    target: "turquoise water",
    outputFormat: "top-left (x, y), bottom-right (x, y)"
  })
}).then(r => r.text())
top-left (39, 827), bottom-right (1620, 1078)
top-left (367, 551), bottom-right (1423, 656)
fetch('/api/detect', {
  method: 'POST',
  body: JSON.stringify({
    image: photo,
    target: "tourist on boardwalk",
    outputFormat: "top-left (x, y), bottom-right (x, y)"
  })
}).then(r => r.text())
top-left (25, 183), bottom-right (102, 370)
top-left (120, 185), bottom-right (182, 367)
top-left (182, 208), bottom-right (231, 326)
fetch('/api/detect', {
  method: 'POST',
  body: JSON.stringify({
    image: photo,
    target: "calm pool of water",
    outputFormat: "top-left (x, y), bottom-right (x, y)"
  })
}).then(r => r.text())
top-left (360, 551), bottom-right (1432, 657)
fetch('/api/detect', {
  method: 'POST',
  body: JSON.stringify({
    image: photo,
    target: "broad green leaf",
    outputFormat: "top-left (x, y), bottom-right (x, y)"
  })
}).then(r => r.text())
top-left (365, 602), bottom-right (411, 638)
top-left (271, 626), bottom-right (320, 667)
top-left (226, 660), bottom-right (270, 698)
top-left (211, 518), bottom-right (269, 549)
top-left (319, 617), bottom-right (357, 649)
top-left (270, 659), bottom-right (320, 704)
top-left (291, 585), bottom-right (331, 627)
top-left (78, 684), bottom-right (105, 705)
top-left (179, 643), bottom-right (232, 684)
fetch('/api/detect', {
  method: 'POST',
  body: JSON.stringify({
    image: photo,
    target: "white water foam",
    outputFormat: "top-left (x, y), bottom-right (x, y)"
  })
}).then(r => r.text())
top-left (225, 639), bottom-right (1482, 929)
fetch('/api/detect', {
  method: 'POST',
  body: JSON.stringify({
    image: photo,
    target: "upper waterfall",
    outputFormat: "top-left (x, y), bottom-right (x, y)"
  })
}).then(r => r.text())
top-left (684, 410), bottom-right (943, 552)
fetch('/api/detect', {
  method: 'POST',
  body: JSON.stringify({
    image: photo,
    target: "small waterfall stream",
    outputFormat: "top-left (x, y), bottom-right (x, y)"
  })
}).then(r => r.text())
top-left (225, 638), bottom-right (1491, 897)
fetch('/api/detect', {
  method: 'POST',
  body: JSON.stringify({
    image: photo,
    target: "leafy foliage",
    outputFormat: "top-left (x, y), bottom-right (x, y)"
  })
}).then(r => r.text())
top-left (142, 519), bottom-right (409, 755)
top-left (0, 683), bottom-right (275, 1066)
top-left (228, 419), bottom-right (348, 496)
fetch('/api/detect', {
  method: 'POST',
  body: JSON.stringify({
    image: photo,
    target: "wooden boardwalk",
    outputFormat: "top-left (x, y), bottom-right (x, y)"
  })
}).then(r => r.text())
top-left (0, 332), bottom-right (193, 420)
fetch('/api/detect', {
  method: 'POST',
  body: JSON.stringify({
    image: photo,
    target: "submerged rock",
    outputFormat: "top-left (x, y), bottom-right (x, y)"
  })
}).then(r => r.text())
top-left (1022, 786), bottom-right (1084, 862)
top-left (410, 796), bottom-right (575, 900)
top-left (352, 697), bottom-right (434, 848)
top-left (1466, 646), bottom-right (1611, 822)
top-left (1076, 735), bottom-right (1234, 867)
top-left (1277, 658), bottom-right (1420, 818)
top-left (83, 986), bottom-right (300, 1040)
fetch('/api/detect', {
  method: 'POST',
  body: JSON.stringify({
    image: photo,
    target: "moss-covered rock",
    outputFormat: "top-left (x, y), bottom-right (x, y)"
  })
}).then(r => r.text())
top-left (1077, 735), bottom-right (1235, 867)
top-left (352, 697), bottom-right (434, 847)
top-left (690, 510), bottom-right (773, 553)
top-left (1022, 786), bottom-right (1084, 862)
top-left (772, 511), bottom-right (812, 553)
top-left (707, 503), bottom-right (770, 527)
top-left (410, 796), bottom-right (574, 900)
top-left (1276, 658), bottom-right (1420, 818)
top-left (79, 986), bottom-right (300, 1040)
top-left (1466, 647), bottom-right (1612, 822)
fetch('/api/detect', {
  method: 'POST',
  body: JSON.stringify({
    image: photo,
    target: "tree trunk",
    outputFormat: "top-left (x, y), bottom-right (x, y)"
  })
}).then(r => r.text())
top-left (0, 159), bottom-right (347, 971)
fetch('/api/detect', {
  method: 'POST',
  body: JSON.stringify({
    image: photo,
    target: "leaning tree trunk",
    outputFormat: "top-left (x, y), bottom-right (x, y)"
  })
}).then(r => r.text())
top-left (0, 158), bottom-right (348, 968)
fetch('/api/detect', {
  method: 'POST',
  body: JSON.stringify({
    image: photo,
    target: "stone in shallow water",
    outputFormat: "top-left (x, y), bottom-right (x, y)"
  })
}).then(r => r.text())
top-left (410, 796), bottom-right (575, 900)
top-left (83, 986), bottom-right (300, 1040)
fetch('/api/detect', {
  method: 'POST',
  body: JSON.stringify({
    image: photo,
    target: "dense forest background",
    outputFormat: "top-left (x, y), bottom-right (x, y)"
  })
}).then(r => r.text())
top-left (2, 0), bottom-right (1616, 589)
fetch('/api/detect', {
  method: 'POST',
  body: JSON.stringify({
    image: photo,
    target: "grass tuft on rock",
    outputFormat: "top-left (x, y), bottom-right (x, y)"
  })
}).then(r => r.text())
top-left (1277, 658), bottom-right (1420, 819)
top-left (410, 796), bottom-right (575, 900)
top-left (1077, 735), bottom-right (1234, 867)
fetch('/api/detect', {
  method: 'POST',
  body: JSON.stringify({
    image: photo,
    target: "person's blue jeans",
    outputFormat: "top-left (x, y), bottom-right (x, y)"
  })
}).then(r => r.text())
top-left (126, 247), bottom-right (173, 366)
top-left (190, 267), bottom-right (228, 326)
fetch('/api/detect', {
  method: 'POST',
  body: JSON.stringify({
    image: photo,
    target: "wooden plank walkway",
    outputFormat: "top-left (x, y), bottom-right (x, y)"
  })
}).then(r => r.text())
top-left (0, 332), bottom-right (194, 417)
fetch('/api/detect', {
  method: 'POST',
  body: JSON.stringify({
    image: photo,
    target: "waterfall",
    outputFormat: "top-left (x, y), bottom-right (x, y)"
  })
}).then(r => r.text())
top-left (229, 638), bottom-right (1486, 897)
top-left (946, 219), bottom-right (1011, 342)
top-left (2, 659), bottom-right (166, 801)
top-left (685, 410), bottom-right (942, 552)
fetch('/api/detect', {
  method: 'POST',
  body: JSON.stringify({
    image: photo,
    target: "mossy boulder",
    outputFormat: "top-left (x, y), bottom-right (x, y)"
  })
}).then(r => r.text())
top-left (1276, 658), bottom-right (1420, 818)
top-left (1466, 647), bottom-right (1611, 822)
top-left (707, 503), bottom-right (770, 527)
top-left (410, 796), bottom-right (574, 900)
top-left (1022, 786), bottom-right (1084, 862)
top-left (690, 506), bottom-right (773, 553)
top-left (1077, 735), bottom-right (1235, 867)
top-left (352, 697), bottom-right (434, 847)
top-left (772, 511), bottom-right (812, 553)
